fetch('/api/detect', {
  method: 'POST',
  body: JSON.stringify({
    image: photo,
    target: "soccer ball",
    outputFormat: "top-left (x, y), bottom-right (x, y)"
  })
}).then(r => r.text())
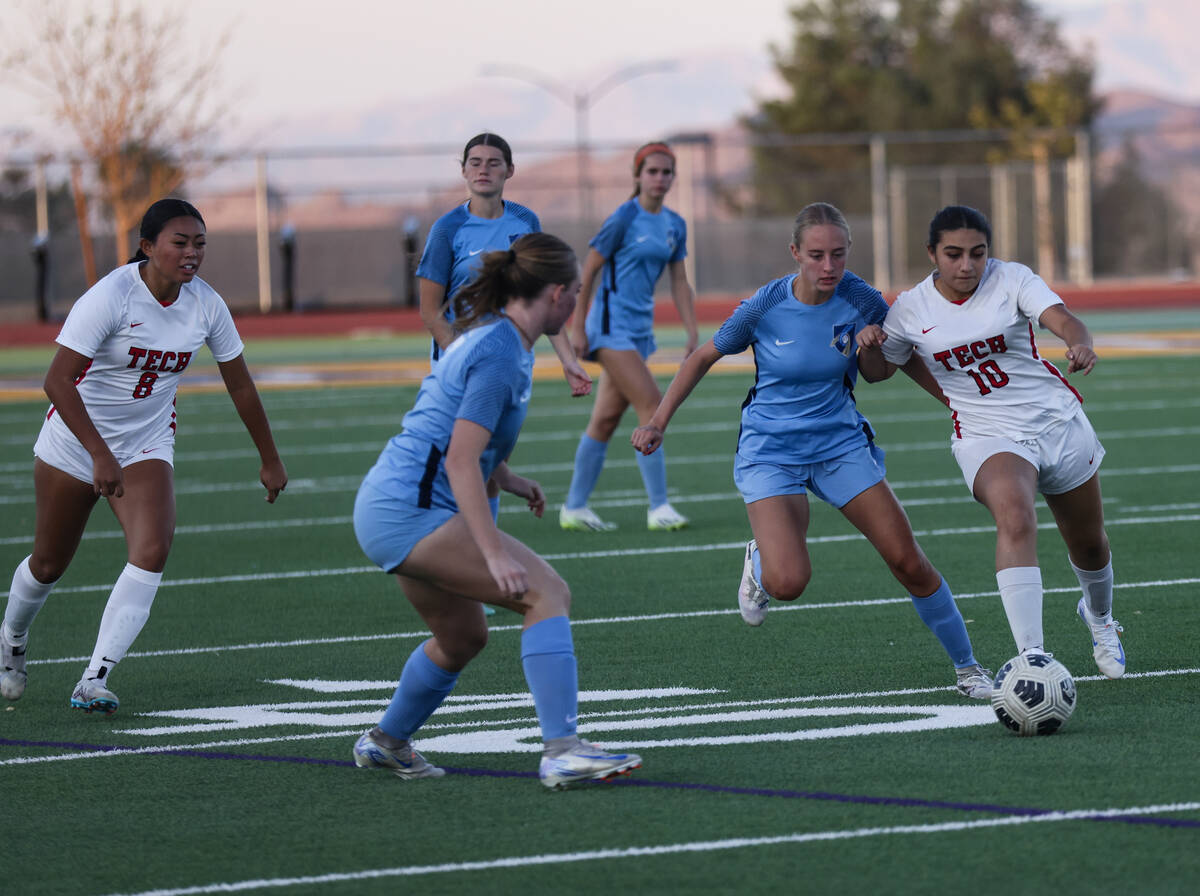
top-left (991, 652), bottom-right (1077, 736)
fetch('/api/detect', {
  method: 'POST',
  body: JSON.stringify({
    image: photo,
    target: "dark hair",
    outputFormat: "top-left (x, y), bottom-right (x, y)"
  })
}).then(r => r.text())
top-left (461, 132), bottom-right (513, 168)
top-left (452, 233), bottom-right (578, 332)
top-left (127, 198), bottom-right (205, 264)
top-left (791, 202), bottom-right (850, 248)
top-left (630, 141), bottom-right (675, 198)
top-left (927, 205), bottom-right (992, 250)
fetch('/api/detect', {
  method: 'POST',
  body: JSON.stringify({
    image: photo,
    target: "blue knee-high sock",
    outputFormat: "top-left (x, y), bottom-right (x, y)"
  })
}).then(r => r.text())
top-left (910, 577), bottom-right (977, 668)
top-left (635, 445), bottom-right (668, 509)
top-left (378, 640), bottom-right (460, 740)
top-left (565, 434), bottom-right (608, 509)
top-left (488, 494), bottom-right (501, 521)
top-left (520, 616), bottom-right (578, 741)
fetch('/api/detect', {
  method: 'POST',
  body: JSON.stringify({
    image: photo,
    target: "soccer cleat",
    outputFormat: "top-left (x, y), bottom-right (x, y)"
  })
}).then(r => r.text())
top-left (1077, 598), bottom-right (1126, 679)
top-left (538, 739), bottom-right (642, 790)
top-left (70, 678), bottom-right (120, 715)
top-left (352, 730), bottom-right (445, 779)
top-left (0, 626), bottom-right (28, 701)
top-left (559, 505), bottom-right (617, 532)
top-left (647, 502), bottom-right (689, 531)
top-left (955, 663), bottom-right (994, 699)
top-left (737, 540), bottom-right (769, 626)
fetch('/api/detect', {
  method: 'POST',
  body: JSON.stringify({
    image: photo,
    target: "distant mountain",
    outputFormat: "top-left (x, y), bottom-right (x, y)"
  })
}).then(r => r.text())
top-left (195, 4), bottom-right (1200, 235)
top-left (1055, 0), bottom-right (1199, 102)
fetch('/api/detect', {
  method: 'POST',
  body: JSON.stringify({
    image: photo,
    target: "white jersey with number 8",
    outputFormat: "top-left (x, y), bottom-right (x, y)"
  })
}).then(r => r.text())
top-left (38, 262), bottom-right (244, 460)
top-left (881, 258), bottom-right (1082, 440)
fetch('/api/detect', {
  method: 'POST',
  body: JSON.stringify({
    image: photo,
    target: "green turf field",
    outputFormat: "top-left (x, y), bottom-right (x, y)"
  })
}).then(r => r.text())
top-left (2, 316), bottom-right (1198, 896)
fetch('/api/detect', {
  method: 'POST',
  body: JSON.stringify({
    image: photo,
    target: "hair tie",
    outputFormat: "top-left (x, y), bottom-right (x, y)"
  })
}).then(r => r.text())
top-left (507, 248), bottom-right (517, 263)
top-left (633, 142), bottom-right (674, 175)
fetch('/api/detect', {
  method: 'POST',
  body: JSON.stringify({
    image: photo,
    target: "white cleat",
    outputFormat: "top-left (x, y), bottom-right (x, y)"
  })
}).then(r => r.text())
top-left (647, 502), bottom-right (689, 531)
top-left (0, 625), bottom-right (27, 701)
top-left (352, 730), bottom-right (445, 779)
top-left (559, 505), bottom-right (617, 532)
top-left (70, 678), bottom-right (120, 715)
top-left (955, 663), bottom-right (994, 699)
top-left (1077, 599), bottom-right (1126, 679)
top-left (539, 739), bottom-right (642, 790)
top-left (737, 540), bottom-right (769, 626)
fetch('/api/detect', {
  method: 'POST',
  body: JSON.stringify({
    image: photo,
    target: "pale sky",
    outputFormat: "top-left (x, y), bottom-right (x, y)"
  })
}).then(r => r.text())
top-left (0, 0), bottom-right (1170, 154)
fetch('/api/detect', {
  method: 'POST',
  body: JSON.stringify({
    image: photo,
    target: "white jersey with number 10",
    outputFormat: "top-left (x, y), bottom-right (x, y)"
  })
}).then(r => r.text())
top-left (881, 258), bottom-right (1082, 440)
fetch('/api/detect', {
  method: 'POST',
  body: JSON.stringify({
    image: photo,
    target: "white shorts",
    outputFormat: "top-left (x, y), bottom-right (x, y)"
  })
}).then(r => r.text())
top-left (33, 417), bottom-right (175, 485)
top-left (951, 410), bottom-right (1104, 496)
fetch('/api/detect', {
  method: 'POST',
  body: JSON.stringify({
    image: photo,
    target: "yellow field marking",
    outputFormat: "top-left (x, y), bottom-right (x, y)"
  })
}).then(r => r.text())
top-left (0, 332), bottom-right (1196, 400)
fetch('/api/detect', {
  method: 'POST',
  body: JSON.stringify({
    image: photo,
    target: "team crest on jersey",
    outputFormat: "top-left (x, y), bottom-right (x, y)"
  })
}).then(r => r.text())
top-left (831, 323), bottom-right (855, 357)
top-left (507, 233), bottom-right (522, 245)
top-left (666, 230), bottom-right (678, 253)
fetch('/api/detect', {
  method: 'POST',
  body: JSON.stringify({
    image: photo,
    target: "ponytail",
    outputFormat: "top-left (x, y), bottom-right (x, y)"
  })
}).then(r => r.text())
top-left (452, 233), bottom-right (577, 332)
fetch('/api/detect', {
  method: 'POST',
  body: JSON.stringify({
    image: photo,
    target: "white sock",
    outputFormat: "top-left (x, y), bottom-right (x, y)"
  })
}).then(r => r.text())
top-left (1070, 554), bottom-right (1114, 622)
top-left (84, 563), bottom-right (162, 683)
top-left (4, 555), bottom-right (56, 642)
top-left (997, 566), bottom-right (1044, 653)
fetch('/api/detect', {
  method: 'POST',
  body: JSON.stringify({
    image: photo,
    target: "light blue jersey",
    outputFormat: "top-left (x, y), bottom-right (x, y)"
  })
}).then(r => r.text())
top-left (586, 198), bottom-right (687, 341)
top-left (713, 272), bottom-right (889, 465)
top-left (361, 317), bottom-right (534, 512)
top-left (416, 200), bottom-right (540, 360)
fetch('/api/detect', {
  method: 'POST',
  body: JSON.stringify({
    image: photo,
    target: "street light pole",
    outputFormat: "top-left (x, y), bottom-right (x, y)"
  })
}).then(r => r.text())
top-left (480, 60), bottom-right (676, 222)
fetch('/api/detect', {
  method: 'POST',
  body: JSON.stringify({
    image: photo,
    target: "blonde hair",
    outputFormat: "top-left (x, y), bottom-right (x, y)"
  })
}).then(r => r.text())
top-left (791, 202), bottom-right (851, 248)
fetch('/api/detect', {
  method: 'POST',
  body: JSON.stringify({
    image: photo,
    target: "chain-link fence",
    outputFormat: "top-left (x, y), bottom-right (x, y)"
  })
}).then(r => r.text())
top-left (2, 125), bottom-right (1196, 322)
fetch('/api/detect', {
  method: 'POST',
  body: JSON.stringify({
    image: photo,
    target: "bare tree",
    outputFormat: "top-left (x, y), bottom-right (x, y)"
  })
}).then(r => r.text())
top-left (2, 0), bottom-right (231, 271)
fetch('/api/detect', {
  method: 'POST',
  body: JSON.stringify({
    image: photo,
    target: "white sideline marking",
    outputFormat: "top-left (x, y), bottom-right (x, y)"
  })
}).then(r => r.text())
top-left (4, 668), bottom-right (1197, 767)
top-left (96, 801), bottom-right (1200, 896)
top-left (27, 577), bottom-right (1200, 666)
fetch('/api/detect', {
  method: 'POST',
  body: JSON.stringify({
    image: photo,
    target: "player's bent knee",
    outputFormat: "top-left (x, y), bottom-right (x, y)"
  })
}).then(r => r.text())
top-left (762, 571), bottom-right (808, 601)
top-left (27, 555), bottom-right (67, 585)
top-left (441, 627), bottom-right (488, 666)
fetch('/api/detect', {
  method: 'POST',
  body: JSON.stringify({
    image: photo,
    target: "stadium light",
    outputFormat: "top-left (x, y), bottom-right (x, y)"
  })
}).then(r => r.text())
top-left (479, 60), bottom-right (677, 221)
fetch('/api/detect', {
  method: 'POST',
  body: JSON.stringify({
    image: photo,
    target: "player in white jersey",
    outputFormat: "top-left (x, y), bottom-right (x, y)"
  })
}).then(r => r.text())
top-left (857, 205), bottom-right (1124, 678)
top-left (0, 199), bottom-right (288, 713)
top-left (351, 234), bottom-right (641, 788)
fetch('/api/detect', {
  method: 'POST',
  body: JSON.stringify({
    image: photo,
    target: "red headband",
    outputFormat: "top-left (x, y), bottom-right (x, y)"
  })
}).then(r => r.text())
top-left (633, 142), bottom-right (674, 174)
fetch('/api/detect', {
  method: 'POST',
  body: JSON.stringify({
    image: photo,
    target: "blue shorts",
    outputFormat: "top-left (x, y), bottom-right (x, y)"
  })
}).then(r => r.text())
top-left (733, 442), bottom-right (887, 508)
top-left (353, 479), bottom-right (455, 574)
top-left (583, 324), bottom-right (656, 361)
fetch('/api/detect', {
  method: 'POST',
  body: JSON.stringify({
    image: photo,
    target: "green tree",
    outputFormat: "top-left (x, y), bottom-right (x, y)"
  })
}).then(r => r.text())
top-left (747, 0), bottom-right (1099, 214)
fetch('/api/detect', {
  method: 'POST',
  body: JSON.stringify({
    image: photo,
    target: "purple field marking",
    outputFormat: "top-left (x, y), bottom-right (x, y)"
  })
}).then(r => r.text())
top-left (4, 737), bottom-right (1197, 829)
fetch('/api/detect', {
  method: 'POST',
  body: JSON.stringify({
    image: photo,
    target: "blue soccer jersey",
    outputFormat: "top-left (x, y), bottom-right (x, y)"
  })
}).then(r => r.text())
top-left (416, 200), bottom-right (540, 360)
top-left (416, 200), bottom-right (540, 303)
top-left (586, 198), bottom-right (687, 340)
top-left (361, 317), bottom-right (535, 511)
top-left (713, 272), bottom-right (889, 465)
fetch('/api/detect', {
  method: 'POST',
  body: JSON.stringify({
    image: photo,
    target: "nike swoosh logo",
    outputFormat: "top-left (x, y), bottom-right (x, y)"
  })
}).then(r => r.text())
top-left (635, 235), bottom-right (650, 243)
top-left (468, 249), bottom-right (484, 256)
top-left (130, 322), bottom-right (144, 328)
top-left (921, 326), bottom-right (937, 334)
top-left (775, 339), bottom-right (795, 346)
